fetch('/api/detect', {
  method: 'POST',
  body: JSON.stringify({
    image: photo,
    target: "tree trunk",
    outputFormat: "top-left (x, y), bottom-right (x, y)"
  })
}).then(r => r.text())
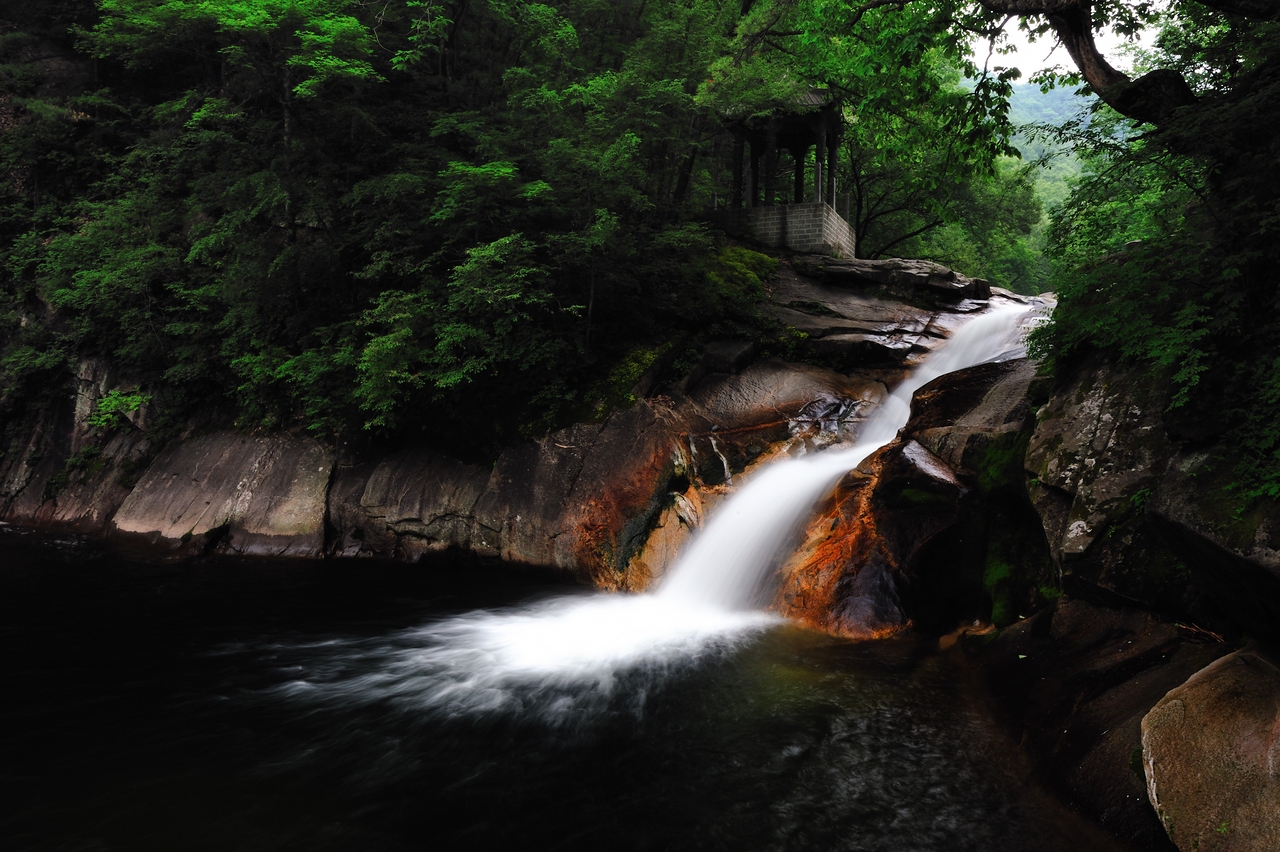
top-left (979, 0), bottom-right (1197, 125)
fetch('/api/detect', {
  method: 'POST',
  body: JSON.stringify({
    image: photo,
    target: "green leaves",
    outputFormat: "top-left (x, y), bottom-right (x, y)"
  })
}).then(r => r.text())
top-left (0, 0), bottom-right (1039, 452)
top-left (87, 389), bottom-right (151, 428)
top-left (354, 235), bottom-right (568, 429)
top-left (88, 0), bottom-right (382, 98)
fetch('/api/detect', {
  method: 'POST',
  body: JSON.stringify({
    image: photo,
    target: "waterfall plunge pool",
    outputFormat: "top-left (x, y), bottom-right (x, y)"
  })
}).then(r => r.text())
top-left (1, 530), bottom-right (1123, 852)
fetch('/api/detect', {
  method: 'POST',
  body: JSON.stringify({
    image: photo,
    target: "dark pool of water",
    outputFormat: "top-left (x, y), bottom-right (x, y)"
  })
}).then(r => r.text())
top-left (0, 528), bottom-right (1121, 852)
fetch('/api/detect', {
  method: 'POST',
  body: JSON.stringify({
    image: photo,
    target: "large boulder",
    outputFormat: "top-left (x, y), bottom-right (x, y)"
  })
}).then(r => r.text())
top-left (1142, 650), bottom-right (1280, 852)
top-left (774, 439), bottom-right (969, 638)
top-left (111, 432), bottom-right (334, 557)
top-left (902, 357), bottom-right (1058, 628)
top-left (909, 358), bottom-right (1046, 473)
top-left (976, 597), bottom-right (1228, 850)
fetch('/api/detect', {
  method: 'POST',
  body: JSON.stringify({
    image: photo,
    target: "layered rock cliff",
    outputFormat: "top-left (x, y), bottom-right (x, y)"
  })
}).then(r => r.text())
top-left (0, 258), bottom-right (1000, 592)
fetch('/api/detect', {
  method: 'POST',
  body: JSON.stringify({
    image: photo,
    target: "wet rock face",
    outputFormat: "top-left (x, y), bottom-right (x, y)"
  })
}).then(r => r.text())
top-left (774, 440), bottom-right (968, 638)
top-left (791, 254), bottom-right (992, 303)
top-left (620, 362), bottom-right (890, 587)
top-left (908, 359), bottom-right (1045, 470)
top-left (763, 262), bottom-right (983, 372)
top-left (1025, 356), bottom-right (1280, 641)
top-left (112, 433), bottom-right (334, 558)
top-left (330, 401), bottom-right (678, 589)
top-left (329, 450), bottom-right (489, 560)
top-left (772, 356), bottom-right (1051, 639)
top-left (1025, 362), bottom-right (1195, 613)
top-left (977, 598), bottom-right (1228, 850)
top-left (1142, 650), bottom-right (1280, 852)
top-left (1148, 452), bottom-right (1280, 641)
top-left (1, 360), bottom-right (154, 534)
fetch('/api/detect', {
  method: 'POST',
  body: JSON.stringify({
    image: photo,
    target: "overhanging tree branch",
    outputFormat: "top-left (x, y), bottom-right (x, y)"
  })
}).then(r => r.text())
top-left (978, 0), bottom-right (1198, 124)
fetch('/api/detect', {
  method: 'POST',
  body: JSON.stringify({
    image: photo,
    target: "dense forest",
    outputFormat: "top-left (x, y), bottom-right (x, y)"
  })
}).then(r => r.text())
top-left (1, 0), bottom-right (1278, 499)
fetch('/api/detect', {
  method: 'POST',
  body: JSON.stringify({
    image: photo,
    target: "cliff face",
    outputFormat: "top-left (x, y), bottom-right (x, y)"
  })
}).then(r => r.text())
top-left (935, 353), bottom-right (1280, 852)
top-left (0, 259), bottom-right (1003, 589)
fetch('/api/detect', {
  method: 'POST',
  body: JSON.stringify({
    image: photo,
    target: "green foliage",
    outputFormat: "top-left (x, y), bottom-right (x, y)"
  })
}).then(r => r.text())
top-left (355, 234), bottom-right (569, 429)
top-left (1028, 5), bottom-right (1280, 507)
top-left (706, 246), bottom-right (776, 305)
top-left (902, 156), bottom-right (1048, 293)
top-left (87, 389), bottom-right (149, 428)
top-left (0, 0), bottom-right (1035, 454)
top-left (983, 555), bottom-right (1015, 626)
top-left (584, 343), bottom-right (671, 419)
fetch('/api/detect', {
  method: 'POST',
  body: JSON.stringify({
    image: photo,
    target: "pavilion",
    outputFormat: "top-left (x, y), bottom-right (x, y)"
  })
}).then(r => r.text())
top-left (722, 89), bottom-right (856, 258)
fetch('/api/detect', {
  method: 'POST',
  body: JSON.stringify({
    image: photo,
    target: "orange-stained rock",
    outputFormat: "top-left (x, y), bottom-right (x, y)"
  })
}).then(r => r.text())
top-left (775, 439), bottom-right (968, 638)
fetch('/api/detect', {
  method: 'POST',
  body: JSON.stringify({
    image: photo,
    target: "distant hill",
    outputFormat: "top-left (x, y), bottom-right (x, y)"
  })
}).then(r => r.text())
top-left (1006, 83), bottom-right (1096, 210)
top-left (1008, 82), bottom-right (1094, 128)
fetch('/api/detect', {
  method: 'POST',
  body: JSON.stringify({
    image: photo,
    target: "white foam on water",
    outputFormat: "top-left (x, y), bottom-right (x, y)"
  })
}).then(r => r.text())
top-left (265, 299), bottom-right (1042, 721)
top-left (656, 300), bottom-right (1036, 610)
top-left (264, 594), bottom-right (777, 724)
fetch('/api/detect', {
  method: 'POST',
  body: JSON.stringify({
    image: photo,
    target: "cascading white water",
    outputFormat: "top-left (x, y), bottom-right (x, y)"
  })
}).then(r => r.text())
top-left (656, 301), bottom-right (1034, 611)
top-left (268, 299), bottom-right (1042, 722)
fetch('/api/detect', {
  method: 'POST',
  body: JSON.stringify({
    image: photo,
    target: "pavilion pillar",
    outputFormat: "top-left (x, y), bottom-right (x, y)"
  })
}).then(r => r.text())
top-left (791, 145), bottom-right (806, 203)
top-left (813, 127), bottom-right (824, 203)
top-left (749, 138), bottom-right (762, 207)
top-left (731, 133), bottom-right (745, 209)
top-left (764, 121), bottom-right (778, 205)
top-left (826, 126), bottom-right (838, 208)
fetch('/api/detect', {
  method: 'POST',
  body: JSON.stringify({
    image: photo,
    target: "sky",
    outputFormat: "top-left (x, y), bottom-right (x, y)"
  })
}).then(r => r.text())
top-left (974, 22), bottom-right (1154, 80)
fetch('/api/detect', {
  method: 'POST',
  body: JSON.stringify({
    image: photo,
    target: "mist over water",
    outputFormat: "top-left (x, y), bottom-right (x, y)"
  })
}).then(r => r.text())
top-left (264, 595), bottom-right (777, 725)
top-left (266, 300), bottom-right (1040, 725)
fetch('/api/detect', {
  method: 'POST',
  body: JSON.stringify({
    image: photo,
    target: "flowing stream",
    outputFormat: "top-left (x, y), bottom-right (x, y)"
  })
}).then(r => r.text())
top-left (659, 301), bottom-right (1033, 610)
top-left (236, 300), bottom-right (1040, 725)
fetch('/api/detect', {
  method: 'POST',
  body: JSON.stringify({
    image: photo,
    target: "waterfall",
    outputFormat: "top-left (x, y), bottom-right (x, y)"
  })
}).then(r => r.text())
top-left (657, 301), bottom-right (1033, 611)
top-left (269, 300), bottom-right (1041, 722)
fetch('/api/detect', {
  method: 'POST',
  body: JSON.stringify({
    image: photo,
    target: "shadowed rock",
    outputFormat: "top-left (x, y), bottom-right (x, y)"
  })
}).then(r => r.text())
top-left (975, 597), bottom-right (1227, 850)
top-left (763, 262), bottom-right (983, 370)
top-left (792, 254), bottom-right (992, 302)
top-left (774, 439), bottom-right (968, 638)
top-left (1, 359), bottom-right (155, 534)
top-left (1025, 361), bottom-right (1194, 613)
top-left (773, 355), bottom-right (1049, 639)
top-left (1148, 451), bottom-right (1280, 641)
